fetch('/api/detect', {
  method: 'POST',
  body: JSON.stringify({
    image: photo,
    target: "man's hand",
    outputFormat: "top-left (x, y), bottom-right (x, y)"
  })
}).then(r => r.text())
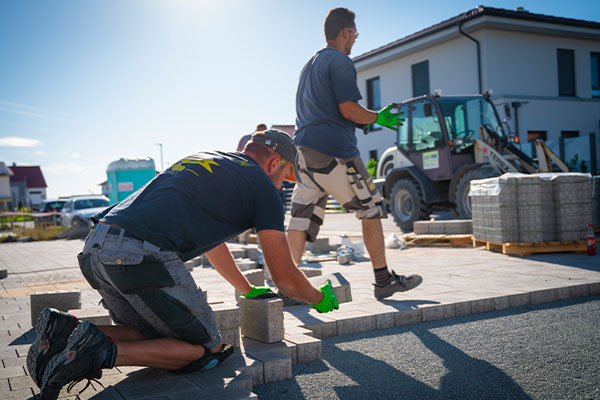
top-left (375, 104), bottom-right (404, 130)
top-left (311, 281), bottom-right (339, 313)
top-left (242, 286), bottom-right (279, 299)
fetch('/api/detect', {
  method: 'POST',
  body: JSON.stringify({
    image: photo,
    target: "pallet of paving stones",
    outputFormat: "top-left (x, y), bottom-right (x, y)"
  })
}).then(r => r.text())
top-left (401, 233), bottom-right (474, 247)
top-left (472, 238), bottom-right (587, 256)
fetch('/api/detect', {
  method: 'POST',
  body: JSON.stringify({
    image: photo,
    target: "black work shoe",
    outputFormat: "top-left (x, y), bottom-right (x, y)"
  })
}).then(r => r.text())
top-left (40, 321), bottom-right (111, 400)
top-left (174, 343), bottom-right (235, 374)
top-left (373, 270), bottom-right (423, 300)
top-left (27, 308), bottom-right (79, 388)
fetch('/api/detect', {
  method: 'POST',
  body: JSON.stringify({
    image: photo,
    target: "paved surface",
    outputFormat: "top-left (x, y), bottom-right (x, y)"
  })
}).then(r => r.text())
top-left (257, 295), bottom-right (600, 399)
top-left (0, 213), bottom-right (599, 399)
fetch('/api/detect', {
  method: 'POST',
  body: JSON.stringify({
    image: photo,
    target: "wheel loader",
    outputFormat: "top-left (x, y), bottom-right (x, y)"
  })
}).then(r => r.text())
top-left (373, 94), bottom-right (569, 231)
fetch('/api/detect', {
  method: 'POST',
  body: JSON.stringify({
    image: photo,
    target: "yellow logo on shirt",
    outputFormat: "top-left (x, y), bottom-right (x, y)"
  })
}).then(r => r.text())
top-left (180, 157), bottom-right (220, 173)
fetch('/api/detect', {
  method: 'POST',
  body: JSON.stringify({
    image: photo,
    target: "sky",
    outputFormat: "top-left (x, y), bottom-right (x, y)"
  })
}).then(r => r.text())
top-left (1, 0), bottom-right (599, 199)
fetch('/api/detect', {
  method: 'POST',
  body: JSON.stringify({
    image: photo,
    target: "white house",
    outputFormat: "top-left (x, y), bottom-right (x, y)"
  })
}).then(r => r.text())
top-left (353, 6), bottom-right (600, 173)
top-left (0, 162), bottom-right (12, 210)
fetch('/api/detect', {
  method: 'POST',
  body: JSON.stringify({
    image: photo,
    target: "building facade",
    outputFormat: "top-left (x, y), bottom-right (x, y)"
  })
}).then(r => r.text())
top-left (7, 164), bottom-right (47, 210)
top-left (353, 6), bottom-right (600, 173)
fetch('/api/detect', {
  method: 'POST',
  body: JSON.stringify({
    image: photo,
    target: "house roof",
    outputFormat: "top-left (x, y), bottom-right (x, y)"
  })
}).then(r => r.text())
top-left (353, 6), bottom-right (600, 63)
top-left (0, 162), bottom-right (13, 176)
top-left (8, 165), bottom-right (47, 188)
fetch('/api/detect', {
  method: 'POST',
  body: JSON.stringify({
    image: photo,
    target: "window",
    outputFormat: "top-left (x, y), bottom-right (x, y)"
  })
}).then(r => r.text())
top-left (561, 130), bottom-right (579, 138)
top-left (411, 100), bottom-right (443, 152)
top-left (557, 49), bottom-right (575, 97)
top-left (366, 77), bottom-right (381, 110)
top-left (369, 150), bottom-right (378, 160)
top-left (412, 61), bottom-right (430, 97)
top-left (527, 131), bottom-right (547, 142)
top-left (397, 104), bottom-right (409, 152)
top-left (592, 52), bottom-right (600, 98)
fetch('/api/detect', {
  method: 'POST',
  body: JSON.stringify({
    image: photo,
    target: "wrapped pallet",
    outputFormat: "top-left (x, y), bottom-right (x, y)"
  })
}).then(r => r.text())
top-left (592, 176), bottom-right (600, 226)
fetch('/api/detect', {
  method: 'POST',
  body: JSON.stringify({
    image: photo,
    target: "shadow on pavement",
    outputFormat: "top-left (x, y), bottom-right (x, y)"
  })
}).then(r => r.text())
top-left (515, 252), bottom-right (600, 272)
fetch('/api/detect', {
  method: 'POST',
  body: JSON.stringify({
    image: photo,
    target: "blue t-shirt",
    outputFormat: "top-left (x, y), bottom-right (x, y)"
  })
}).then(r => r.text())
top-left (295, 47), bottom-right (363, 159)
top-left (95, 152), bottom-right (284, 261)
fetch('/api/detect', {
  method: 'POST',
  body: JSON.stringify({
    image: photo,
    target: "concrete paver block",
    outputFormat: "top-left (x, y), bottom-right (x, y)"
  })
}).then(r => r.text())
top-left (246, 348), bottom-right (292, 383)
top-left (455, 301), bottom-right (473, 316)
top-left (331, 311), bottom-right (376, 336)
top-left (421, 304), bottom-right (455, 322)
top-left (396, 308), bottom-right (422, 326)
top-left (115, 376), bottom-right (198, 399)
top-left (570, 284), bottom-right (590, 298)
top-left (471, 298), bottom-right (495, 314)
top-left (221, 351), bottom-right (264, 387)
top-left (303, 320), bottom-right (337, 338)
top-left (284, 334), bottom-right (322, 363)
top-left (237, 259), bottom-right (258, 271)
top-left (306, 238), bottom-right (332, 253)
top-left (557, 286), bottom-right (572, 300)
top-left (30, 290), bottom-right (81, 327)
top-left (245, 247), bottom-right (260, 262)
top-left (239, 297), bottom-right (284, 344)
top-left (242, 337), bottom-right (297, 365)
top-left (508, 292), bottom-right (531, 308)
top-left (589, 282), bottom-right (600, 296)
top-left (213, 304), bottom-right (241, 330)
top-left (308, 272), bottom-right (352, 303)
top-left (220, 327), bottom-right (241, 348)
top-left (0, 269), bottom-right (7, 279)
top-left (300, 267), bottom-right (322, 278)
top-left (234, 269), bottom-right (265, 301)
top-left (230, 248), bottom-right (247, 259)
top-left (530, 288), bottom-right (558, 305)
top-left (201, 253), bottom-right (211, 266)
top-left (68, 307), bottom-right (113, 325)
top-left (375, 311), bottom-right (396, 330)
top-left (494, 296), bottom-right (509, 311)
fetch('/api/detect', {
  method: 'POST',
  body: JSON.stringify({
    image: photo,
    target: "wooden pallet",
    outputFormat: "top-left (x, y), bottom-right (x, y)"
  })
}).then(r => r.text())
top-left (401, 234), bottom-right (473, 248)
top-left (472, 238), bottom-right (587, 256)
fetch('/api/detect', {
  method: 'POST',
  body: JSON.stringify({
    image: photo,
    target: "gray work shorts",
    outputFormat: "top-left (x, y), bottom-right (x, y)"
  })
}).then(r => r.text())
top-left (289, 145), bottom-right (387, 242)
top-left (78, 223), bottom-right (221, 349)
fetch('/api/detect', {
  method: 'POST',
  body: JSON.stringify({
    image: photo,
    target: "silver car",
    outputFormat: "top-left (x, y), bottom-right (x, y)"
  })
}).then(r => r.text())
top-left (60, 195), bottom-right (110, 230)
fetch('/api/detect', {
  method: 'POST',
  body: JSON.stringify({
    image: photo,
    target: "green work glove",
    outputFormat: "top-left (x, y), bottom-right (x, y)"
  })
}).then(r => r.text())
top-left (311, 281), bottom-right (339, 313)
top-left (242, 286), bottom-right (279, 299)
top-left (375, 104), bottom-right (405, 130)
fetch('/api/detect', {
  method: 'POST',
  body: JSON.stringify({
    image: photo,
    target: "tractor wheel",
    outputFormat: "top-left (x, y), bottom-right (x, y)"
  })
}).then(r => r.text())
top-left (454, 166), bottom-right (498, 219)
top-left (389, 179), bottom-right (431, 231)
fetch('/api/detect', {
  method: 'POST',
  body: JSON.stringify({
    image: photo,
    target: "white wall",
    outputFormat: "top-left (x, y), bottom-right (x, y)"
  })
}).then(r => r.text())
top-left (0, 176), bottom-right (10, 199)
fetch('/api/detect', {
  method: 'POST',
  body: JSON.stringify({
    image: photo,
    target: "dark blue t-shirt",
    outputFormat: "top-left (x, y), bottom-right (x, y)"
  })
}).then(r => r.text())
top-left (295, 47), bottom-right (362, 159)
top-left (95, 152), bottom-right (284, 261)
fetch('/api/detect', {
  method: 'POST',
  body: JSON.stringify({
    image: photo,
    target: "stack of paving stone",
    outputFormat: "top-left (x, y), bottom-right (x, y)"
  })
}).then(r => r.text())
top-left (591, 176), bottom-right (600, 226)
top-left (413, 220), bottom-right (472, 234)
top-left (470, 172), bottom-right (593, 243)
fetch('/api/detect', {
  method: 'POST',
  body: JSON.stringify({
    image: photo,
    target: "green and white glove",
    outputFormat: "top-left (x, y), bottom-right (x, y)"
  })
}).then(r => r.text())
top-left (311, 281), bottom-right (339, 313)
top-left (242, 286), bottom-right (279, 299)
top-left (375, 104), bottom-right (405, 130)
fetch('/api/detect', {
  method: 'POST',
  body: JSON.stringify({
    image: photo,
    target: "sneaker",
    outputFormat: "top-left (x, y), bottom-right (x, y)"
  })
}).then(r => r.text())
top-left (374, 270), bottom-right (423, 299)
top-left (40, 321), bottom-right (112, 400)
top-left (27, 308), bottom-right (79, 388)
top-left (174, 343), bottom-right (235, 374)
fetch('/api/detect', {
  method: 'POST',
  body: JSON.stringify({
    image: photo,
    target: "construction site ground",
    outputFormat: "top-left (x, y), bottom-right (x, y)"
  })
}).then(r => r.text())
top-left (0, 213), bottom-right (599, 399)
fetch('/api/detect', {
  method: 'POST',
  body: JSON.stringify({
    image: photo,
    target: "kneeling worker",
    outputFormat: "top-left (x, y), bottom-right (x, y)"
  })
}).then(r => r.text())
top-left (28, 129), bottom-right (339, 400)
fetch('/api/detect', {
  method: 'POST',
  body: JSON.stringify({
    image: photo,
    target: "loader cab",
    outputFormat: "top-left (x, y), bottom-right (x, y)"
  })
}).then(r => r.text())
top-left (395, 95), bottom-right (506, 182)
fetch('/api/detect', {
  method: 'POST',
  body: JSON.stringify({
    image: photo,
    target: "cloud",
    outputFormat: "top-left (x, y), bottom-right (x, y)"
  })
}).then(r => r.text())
top-left (0, 100), bottom-right (73, 121)
top-left (0, 136), bottom-right (41, 147)
top-left (70, 152), bottom-right (81, 159)
top-left (35, 150), bottom-right (48, 156)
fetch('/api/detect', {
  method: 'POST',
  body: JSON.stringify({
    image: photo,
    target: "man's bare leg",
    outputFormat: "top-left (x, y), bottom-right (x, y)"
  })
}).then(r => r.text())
top-left (96, 325), bottom-right (222, 370)
top-left (361, 218), bottom-right (387, 269)
top-left (287, 229), bottom-right (308, 266)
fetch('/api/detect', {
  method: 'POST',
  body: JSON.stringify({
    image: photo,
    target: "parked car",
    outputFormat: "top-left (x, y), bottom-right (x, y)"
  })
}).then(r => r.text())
top-left (60, 195), bottom-right (110, 230)
top-left (39, 199), bottom-right (67, 213)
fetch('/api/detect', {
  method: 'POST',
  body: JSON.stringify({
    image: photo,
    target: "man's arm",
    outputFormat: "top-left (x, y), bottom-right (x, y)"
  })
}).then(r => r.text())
top-left (338, 100), bottom-right (377, 125)
top-left (206, 243), bottom-right (252, 295)
top-left (258, 229), bottom-right (323, 305)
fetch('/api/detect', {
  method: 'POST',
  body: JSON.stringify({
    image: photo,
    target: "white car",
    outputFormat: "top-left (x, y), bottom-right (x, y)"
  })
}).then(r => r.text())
top-left (60, 195), bottom-right (110, 230)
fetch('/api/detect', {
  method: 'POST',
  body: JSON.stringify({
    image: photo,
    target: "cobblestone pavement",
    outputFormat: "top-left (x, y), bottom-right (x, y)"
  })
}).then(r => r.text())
top-left (0, 214), bottom-right (599, 399)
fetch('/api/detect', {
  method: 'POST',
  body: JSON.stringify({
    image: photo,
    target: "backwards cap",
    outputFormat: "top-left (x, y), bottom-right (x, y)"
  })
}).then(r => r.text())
top-left (250, 129), bottom-right (301, 183)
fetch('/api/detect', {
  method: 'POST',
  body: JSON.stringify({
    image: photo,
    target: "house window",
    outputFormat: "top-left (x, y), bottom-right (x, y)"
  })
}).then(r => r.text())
top-left (527, 131), bottom-right (547, 142)
top-left (366, 77), bottom-right (381, 110)
top-left (412, 61), bottom-right (430, 97)
top-left (592, 52), bottom-right (600, 98)
top-left (369, 150), bottom-right (378, 160)
top-left (561, 130), bottom-right (579, 138)
top-left (557, 49), bottom-right (575, 97)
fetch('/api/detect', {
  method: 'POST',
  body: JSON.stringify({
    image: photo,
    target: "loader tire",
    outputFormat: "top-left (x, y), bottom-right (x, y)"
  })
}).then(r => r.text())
top-left (390, 179), bottom-right (431, 232)
top-left (454, 166), bottom-right (498, 219)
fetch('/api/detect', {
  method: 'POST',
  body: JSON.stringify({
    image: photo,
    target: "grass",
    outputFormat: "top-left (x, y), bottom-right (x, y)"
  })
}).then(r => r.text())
top-left (0, 224), bottom-right (67, 242)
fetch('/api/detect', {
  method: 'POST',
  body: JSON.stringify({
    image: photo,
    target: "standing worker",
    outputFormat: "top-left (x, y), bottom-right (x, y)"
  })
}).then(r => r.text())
top-left (28, 129), bottom-right (339, 400)
top-left (288, 7), bottom-right (423, 300)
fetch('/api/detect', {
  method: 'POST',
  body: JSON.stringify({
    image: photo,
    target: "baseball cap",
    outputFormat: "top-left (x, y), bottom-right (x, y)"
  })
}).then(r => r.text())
top-left (250, 129), bottom-right (302, 183)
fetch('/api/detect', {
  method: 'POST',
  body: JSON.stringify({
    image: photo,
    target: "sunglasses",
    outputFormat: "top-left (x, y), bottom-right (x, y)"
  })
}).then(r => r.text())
top-left (346, 27), bottom-right (359, 39)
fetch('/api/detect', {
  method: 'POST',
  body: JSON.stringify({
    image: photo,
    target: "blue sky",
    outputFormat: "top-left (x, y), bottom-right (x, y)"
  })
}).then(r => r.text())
top-left (1, 0), bottom-right (598, 198)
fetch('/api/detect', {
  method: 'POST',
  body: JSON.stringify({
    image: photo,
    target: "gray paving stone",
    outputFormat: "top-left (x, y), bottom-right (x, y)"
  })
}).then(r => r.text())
top-left (168, 384), bottom-right (257, 400)
top-left (237, 259), bottom-right (258, 271)
top-left (242, 337), bottom-right (297, 365)
top-left (0, 366), bottom-right (25, 379)
top-left (589, 282), bottom-right (600, 295)
top-left (455, 301), bottom-right (473, 316)
top-left (213, 304), bottom-right (240, 331)
top-left (300, 267), bottom-right (322, 278)
top-left (530, 288), bottom-right (558, 304)
top-left (471, 298), bottom-right (495, 314)
top-left (421, 304), bottom-right (456, 322)
top-left (570, 284), bottom-right (590, 298)
top-left (68, 307), bottom-right (113, 325)
top-left (509, 292), bottom-right (531, 308)
top-left (245, 248), bottom-right (259, 262)
top-left (239, 297), bottom-right (283, 344)
top-left (494, 296), bottom-right (509, 311)
top-left (220, 327), bottom-right (241, 348)
top-left (30, 290), bottom-right (81, 327)
top-left (302, 319), bottom-right (337, 339)
top-left (306, 238), bottom-right (332, 253)
top-left (308, 272), bottom-right (352, 304)
top-left (333, 311), bottom-right (376, 336)
top-left (246, 349), bottom-right (292, 383)
top-left (2, 357), bottom-right (26, 368)
top-left (375, 311), bottom-right (396, 330)
top-left (3, 387), bottom-right (34, 400)
top-left (13, 345), bottom-right (30, 358)
top-left (395, 308), bottom-right (422, 326)
top-left (230, 248), bottom-right (247, 259)
top-left (81, 386), bottom-right (125, 400)
top-left (284, 334), bottom-right (321, 364)
top-left (8, 374), bottom-right (35, 390)
top-left (235, 269), bottom-right (265, 300)
top-left (114, 377), bottom-right (197, 399)
top-left (557, 286), bottom-right (572, 300)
